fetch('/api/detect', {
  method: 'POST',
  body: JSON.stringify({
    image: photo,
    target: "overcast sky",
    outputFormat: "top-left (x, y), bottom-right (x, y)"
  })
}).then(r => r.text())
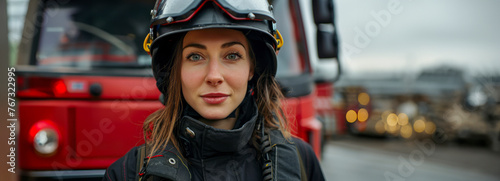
top-left (335, 0), bottom-right (500, 77)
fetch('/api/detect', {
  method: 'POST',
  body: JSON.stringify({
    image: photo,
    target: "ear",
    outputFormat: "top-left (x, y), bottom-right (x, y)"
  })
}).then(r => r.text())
top-left (248, 61), bottom-right (255, 81)
top-left (248, 71), bottom-right (254, 81)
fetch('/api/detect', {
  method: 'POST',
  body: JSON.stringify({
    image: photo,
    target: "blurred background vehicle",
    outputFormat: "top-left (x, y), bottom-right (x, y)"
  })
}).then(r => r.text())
top-left (332, 65), bottom-right (499, 151)
top-left (454, 74), bottom-right (500, 151)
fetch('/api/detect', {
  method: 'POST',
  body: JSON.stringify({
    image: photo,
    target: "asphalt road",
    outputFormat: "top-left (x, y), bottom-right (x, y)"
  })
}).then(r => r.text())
top-left (320, 136), bottom-right (500, 181)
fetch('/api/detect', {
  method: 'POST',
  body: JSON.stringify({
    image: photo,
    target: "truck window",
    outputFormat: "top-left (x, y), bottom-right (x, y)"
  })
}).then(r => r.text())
top-left (274, 0), bottom-right (307, 77)
top-left (36, 0), bottom-right (153, 68)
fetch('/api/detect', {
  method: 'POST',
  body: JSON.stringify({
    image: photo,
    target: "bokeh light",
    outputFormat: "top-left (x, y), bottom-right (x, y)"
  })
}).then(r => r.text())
top-left (425, 121), bottom-right (436, 134)
top-left (400, 124), bottom-right (413, 139)
top-left (414, 119), bottom-right (426, 133)
top-left (386, 124), bottom-right (400, 135)
top-left (358, 108), bottom-right (369, 122)
top-left (346, 110), bottom-right (357, 123)
top-left (386, 113), bottom-right (398, 126)
top-left (397, 113), bottom-right (409, 126)
top-left (358, 92), bottom-right (370, 105)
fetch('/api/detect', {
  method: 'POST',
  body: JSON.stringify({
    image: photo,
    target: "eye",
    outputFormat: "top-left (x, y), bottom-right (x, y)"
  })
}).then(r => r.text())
top-left (187, 53), bottom-right (203, 61)
top-left (225, 53), bottom-right (242, 61)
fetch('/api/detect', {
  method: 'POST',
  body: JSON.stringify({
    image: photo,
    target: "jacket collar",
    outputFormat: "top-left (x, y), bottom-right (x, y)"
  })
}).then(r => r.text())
top-left (177, 98), bottom-right (258, 159)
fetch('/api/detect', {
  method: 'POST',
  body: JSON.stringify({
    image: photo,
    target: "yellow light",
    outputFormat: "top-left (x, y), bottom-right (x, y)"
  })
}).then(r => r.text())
top-left (375, 120), bottom-right (386, 134)
top-left (425, 121), bottom-right (436, 134)
top-left (414, 119), bottom-right (426, 133)
top-left (346, 110), bottom-right (357, 123)
top-left (398, 113), bottom-right (409, 126)
top-left (387, 124), bottom-right (400, 134)
top-left (358, 108), bottom-right (369, 122)
top-left (386, 113), bottom-right (398, 126)
top-left (400, 124), bottom-right (413, 139)
top-left (358, 92), bottom-right (370, 106)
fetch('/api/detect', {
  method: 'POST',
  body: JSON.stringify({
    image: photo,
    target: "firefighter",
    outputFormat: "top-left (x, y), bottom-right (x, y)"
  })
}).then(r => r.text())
top-left (103, 0), bottom-right (324, 180)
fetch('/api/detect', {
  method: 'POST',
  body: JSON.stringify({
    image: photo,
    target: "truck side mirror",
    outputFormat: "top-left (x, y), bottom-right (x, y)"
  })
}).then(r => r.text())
top-left (317, 24), bottom-right (338, 58)
top-left (312, 0), bottom-right (334, 24)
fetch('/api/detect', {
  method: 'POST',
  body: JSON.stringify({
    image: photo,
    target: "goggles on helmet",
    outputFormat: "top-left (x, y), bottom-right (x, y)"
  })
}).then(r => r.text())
top-left (150, 0), bottom-right (276, 27)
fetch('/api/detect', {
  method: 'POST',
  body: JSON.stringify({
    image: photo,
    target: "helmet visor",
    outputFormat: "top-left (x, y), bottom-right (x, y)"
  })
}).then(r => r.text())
top-left (152, 0), bottom-right (275, 26)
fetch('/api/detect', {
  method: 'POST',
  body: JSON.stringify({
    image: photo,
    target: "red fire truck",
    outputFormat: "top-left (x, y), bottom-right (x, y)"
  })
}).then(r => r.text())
top-left (16, 1), bottom-right (158, 180)
top-left (282, 0), bottom-right (341, 154)
top-left (304, 0), bottom-right (342, 144)
top-left (15, 0), bottom-right (338, 180)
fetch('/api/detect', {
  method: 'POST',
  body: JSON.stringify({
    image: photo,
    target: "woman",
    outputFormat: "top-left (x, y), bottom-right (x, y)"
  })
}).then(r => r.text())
top-left (104, 0), bottom-right (324, 180)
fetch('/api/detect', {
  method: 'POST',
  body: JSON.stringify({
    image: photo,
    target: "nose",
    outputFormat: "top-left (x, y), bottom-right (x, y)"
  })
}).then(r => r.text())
top-left (205, 59), bottom-right (223, 86)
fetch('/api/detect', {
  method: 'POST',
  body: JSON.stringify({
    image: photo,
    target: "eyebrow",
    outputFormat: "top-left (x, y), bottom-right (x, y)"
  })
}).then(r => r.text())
top-left (183, 41), bottom-right (245, 50)
top-left (222, 41), bottom-right (245, 49)
top-left (183, 43), bottom-right (205, 50)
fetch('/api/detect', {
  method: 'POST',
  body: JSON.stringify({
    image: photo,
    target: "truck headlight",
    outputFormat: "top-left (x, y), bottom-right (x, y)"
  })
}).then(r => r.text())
top-left (29, 120), bottom-right (60, 156)
top-left (34, 128), bottom-right (59, 155)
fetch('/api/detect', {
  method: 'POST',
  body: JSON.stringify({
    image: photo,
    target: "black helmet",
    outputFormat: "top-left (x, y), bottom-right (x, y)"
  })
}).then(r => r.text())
top-left (144, 0), bottom-right (283, 94)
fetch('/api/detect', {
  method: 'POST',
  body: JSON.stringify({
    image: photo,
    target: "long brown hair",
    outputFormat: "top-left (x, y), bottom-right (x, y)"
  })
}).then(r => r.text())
top-left (143, 34), bottom-right (290, 158)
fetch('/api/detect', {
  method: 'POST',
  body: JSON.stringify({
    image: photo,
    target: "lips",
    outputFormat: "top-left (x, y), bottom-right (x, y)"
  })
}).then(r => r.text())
top-left (201, 93), bottom-right (229, 104)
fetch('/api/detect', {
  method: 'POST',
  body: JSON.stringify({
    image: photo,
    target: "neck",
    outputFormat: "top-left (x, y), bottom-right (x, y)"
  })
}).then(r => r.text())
top-left (200, 108), bottom-right (240, 130)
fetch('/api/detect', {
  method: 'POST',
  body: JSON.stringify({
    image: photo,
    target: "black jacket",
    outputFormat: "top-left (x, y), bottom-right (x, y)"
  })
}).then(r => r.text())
top-left (103, 138), bottom-right (324, 181)
top-left (103, 98), bottom-right (325, 181)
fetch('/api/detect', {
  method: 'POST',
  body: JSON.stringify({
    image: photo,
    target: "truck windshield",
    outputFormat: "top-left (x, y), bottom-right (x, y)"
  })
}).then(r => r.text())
top-left (36, 0), bottom-right (153, 68)
top-left (274, 0), bottom-right (307, 77)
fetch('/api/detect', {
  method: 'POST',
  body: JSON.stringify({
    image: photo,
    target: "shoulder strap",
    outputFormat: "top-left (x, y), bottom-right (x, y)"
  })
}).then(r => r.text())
top-left (136, 145), bottom-right (146, 181)
top-left (136, 145), bottom-right (153, 181)
top-left (295, 146), bottom-right (308, 181)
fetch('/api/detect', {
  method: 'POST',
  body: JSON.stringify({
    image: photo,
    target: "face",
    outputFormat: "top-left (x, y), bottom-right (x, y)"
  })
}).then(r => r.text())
top-left (181, 28), bottom-right (253, 120)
